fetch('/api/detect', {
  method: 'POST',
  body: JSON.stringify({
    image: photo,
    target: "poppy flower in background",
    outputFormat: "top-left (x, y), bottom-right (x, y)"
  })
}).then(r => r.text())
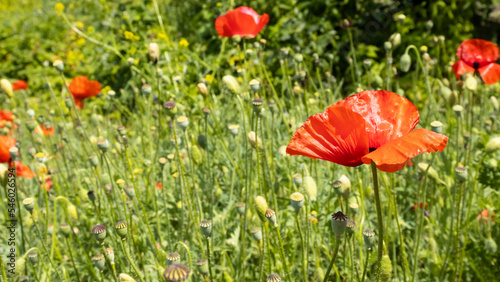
top-left (68, 76), bottom-right (101, 109)
top-left (215, 7), bottom-right (269, 38)
top-left (452, 39), bottom-right (500, 85)
top-left (286, 90), bottom-right (449, 173)
top-left (156, 182), bottom-right (163, 190)
top-left (12, 161), bottom-right (35, 179)
top-left (0, 110), bottom-right (14, 130)
top-left (12, 80), bottom-right (28, 91)
top-left (36, 125), bottom-right (55, 136)
top-left (0, 135), bottom-right (16, 163)
top-left (410, 202), bottom-right (428, 211)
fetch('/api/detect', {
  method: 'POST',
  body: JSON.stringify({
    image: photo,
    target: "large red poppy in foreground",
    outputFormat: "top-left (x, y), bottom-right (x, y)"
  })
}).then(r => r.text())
top-left (452, 39), bottom-right (500, 85)
top-left (215, 6), bottom-right (269, 38)
top-left (68, 76), bottom-right (101, 109)
top-left (286, 90), bottom-right (448, 173)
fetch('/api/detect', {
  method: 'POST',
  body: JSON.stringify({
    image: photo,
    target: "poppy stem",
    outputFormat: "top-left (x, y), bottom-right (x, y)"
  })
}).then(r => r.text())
top-left (323, 235), bottom-right (341, 282)
top-left (370, 162), bottom-right (384, 282)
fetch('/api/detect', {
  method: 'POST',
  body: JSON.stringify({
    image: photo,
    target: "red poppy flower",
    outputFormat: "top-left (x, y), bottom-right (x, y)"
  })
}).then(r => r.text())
top-left (410, 202), bottom-right (428, 211)
top-left (36, 125), bottom-right (55, 136)
top-left (68, 76), bottom-right (101, 109)
top-left (0, 110), bottom-right (15, 131)
top-left (11, 161), bottom-right (35, 179)
top-left (12, 80), bottom-right (28, 91)
top-left (155, 182), bottom-right (162, 190)
top-left (0, 136), bottom-right (16, 163)
top-left (286, 90), bottom-right (449, 173)
top-left (452, 39), bottom-right (500, 85)
top-left (215, 6), bottom-right (269, 38)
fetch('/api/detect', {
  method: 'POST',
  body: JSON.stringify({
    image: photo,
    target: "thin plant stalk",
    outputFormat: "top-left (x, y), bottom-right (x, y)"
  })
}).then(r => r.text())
top-left (370, 162), bottom-right (384, 282)
top-left (323, 236), bottom-right (341, 282)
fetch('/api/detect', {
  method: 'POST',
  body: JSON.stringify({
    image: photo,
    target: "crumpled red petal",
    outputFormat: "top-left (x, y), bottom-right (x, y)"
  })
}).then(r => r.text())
top-left (0, 135), bottom-right (16, 163)
top-left (336, 90), bottom-right (419, 150)
top-left (361, 128), bottom-right (448, 173)
top-left (452, 60), bottom-right (475, 79)
top-left (12, 80), bottom-right (28, 91)
top-left (286, 105), bottom-right (369, 167)
top-left (69, 76), bottom-right (101, 99)
top-left (456, 39), bottom-right (499, 68)
top-left (14, 161), bottom-right (35, 179)
top-left (478, 63), bottom-right (500, 85)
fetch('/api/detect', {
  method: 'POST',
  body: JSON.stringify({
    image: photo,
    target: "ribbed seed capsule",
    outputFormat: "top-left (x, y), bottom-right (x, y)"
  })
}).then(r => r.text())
top-left (28, 250), bottom-right (38, 265)
top-left (22, 198), bottom-right (35, 213)
top-left (93, 253), bottom-right (105, 271)
top-left (250, 227), bottom-right (262, 241)
top-left (346, 220), bottom-right (356, 234)
top-left (363, 229), bottom-right (376, 249)
top-left (60, 223), bottom-right (71, 237)
top-left (455, 167), bottom-right (467, 182)
top-left (114, 221), bottom-right (127, 239)
top-left (252, 99), bottom-right (263, 113)
top-left (92, 225), bottom-right (107, 244)
top-left (105, 248), bottom-right (115, 264)
top-left (196, 259), bottom-right (209, 276)
top-left (292, 173), bottom-right (302, 186)
top-left (331, 211), bottom-right (348, 237)
top-left (163, 263), bottom-right (190, 281)
top-left (267, 273), bottom-right (282, 282)
top-left (235, 202), bottom-right (245, 215)
top-left (200, 219), bottom-right (212, 239)
top-left (265, 209), bottom-right (277, 226)
top-left (290, 192), bottom-right (305, 212)
top-left (430, 121), bottom-right (443, 133)
top-left (167, 252), bottom-right (181, 265)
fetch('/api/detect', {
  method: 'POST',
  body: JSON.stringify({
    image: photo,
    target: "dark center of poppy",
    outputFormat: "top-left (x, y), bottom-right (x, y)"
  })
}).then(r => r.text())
top-left (473, 62), bottom-right (480, 69)
top-left (369, 147), bottom-right (377, 153)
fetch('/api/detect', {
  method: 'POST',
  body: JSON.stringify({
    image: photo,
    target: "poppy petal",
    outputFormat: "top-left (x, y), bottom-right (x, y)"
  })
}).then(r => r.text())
top-left (456, 39), bottom-right (499, 68)
top-left (69, 76), bottom-right (101, 99)
top-left (12, 80), bottom-right (28, 91)
top-left (255, 13), bottom-right (269, 36)
top-left (215, 16), bottom-right (231, 37)
top-left (337, 90), bottom-right (419, 149)
top-left (361, 128), bottom-right (448, 173)
top-left (286, 105), bottom-right (370, 167)
top-left (74, 98), bottom-right (84, 109)
top-left (225, 9), bottom-right (258, 37)
top-left (0, 135), bottom-right (16, 163)
top-left (452, 60), bottom-right (475, 79)
top-left (15, 161), bottom-right (35, 179)
top-left (478, 63), bottom-right (500, 85)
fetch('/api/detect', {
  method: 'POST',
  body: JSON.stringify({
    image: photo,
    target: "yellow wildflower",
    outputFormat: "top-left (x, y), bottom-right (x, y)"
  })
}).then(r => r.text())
top-left (179, 38), bottom-right (189, 48)
top-left (75, 22), bottom-right (84, 29)
top-left (54, 3), bottom-right (64, 12)
top-left (205, 74), bottom-right (214, 83)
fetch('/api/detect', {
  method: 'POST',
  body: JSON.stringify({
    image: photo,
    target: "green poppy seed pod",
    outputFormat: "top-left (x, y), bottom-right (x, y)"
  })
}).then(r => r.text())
top-left (455, 167), bottom-right (467, 183)
top-left (250, 227), bottom-right (262, 241)
top-left (200, 219), bottom-right (212, 239)
top-left (380, 254), bottom-right (393, 282)
top-left (363, 229), bottom-right (375, 249)
top-left (119, 273), bottom-right (136, 282)
top-left (196, 259), bottom-right (209, 276)
top-left (163, 263), bottom-right (190, 281)
top-left (164, 101), bottom-right (177, 117)
top-left (396, 14), bottom-right (406, 22)
top-left (265, 209), bottom-right (277, 226)
top-left (247, 131), bottom-right (263, 149)
top-left (280, 47), bottom-right (290, 58)
top-left (255, 196), bottom-right (268, 222)
top-left (197, 82), bottom-right (208, 96)
top-left (292, 173), bottom-right (302, 186)
top-left (485, 120), bottom-right (492, 132)
top-left (290, 192), bottom-right (305, 212)
top-left (463, 132), bottom-right (471, 143)
top-left (346, 220), bottom-right (356, 234)
top-left (400, 53), bottom-right (411, 72)
top-left (27, 146), bottom-right (36, 157)
top-left (201, 107), bottom-right (210, 117)
top-left (114, 221), bottom-right (127, 239)
top-left (88, 190), bottom-right (96, 202)
top-left (425, 20), bottom-right (433, 29)
top-left (222, 75), bottom-right (240, 94)
top-left (28, 250), bottom-right (38, 265)
top-left (117, 125), bottom-right (127, 136)
top-left (490, 96), bottom-right (499, 112)
top-left (332, 180), bottom-right (343, 196)
top-left (148, 42), bottom-right (160, 64)
top-left (93, 253), bottom-right (105, 271)
top-left (88, 153), bottom-right (99, 167)
top-left (25, 120), bottom-right (36, 131)
top-left (331, 211), bottom-right (348, 237)
top-left (176, 116), bottom-right (189, 130)
top-left (53, 60), bottom-right (64, 72)
top-left (97, 138), bottom-right (109, 153)
top-left (235, 202), bottom-right (245, 215)
top-left (430, 121), bottom-right (443, 133)
top-left (124, 185), bottom-right (135, 199)
top-left (339, 175), bottom-right (351, 199)
top-left (105, 248), bottom-right (115, 264)
top-left (166, 252), bottom-right (181, 265)
top-left (267, 273), bottom-right (282, 282)
top-left (141, 84), bottom-right (152, 96)
top-left (22, 198), bottom-right (35, 213)
top-left (452, 105), bottom-right (463, 116)
top-left (440, 86), bottom-right (452, 103)
top-left (245, 49), bottom-right (254, 59)
top-left (228, 124), bottom-right (239, 136)
top-left (249, 79), bottom-right (260, 93)
top-left (191, 145), bottom-right (202, 165)
top-left (92, 225), bottom-right (107, 244)
top-left (485, 237), bottom-right (498, 254)
top-left (389, 33), bottom-right (401, 48)
top-left (294, 53), bottom-right (304, 63)
top-left (384, 41), bottom-right (392, 51)
top-left (60, 223), bottom-right (71, 237)
top-left (232, 35), bottom-right (241, 43)
top-left (67, 204), bottom-right (78, 221)
top-left (252, 99), bottom-right (264, 113)
top-left (485, 137), bottom-right (500, 154)
top-left (363, 59), bottom-right (372, 69)
top-left (9, 147), bottom-right (18, 161)
top-left (303, 176), bottom-right (317, 201)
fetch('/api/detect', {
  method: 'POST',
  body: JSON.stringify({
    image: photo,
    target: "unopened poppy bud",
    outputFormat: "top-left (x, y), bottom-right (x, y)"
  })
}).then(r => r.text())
top-left (22, 198), bottom-right (35, 212)
top-left (235, 202), bottom-right (245, 215)
top-left (349, 202), bottom-right (359, 215)
top-left (164, 101), bottom-right (177, 116)
top-left (88, 154), bottom-right (99, 167)
top-left (363, 229), bottom-right (375, 249)
top-left (455, 167), bottom-right (467, 182)
top-left (0, 79), bottom-right (13, 97)
top-left (28, 250), bottom-right (38, 265)
top-left (97, 138), bottom-right (109, 153)
top-left (490, 96), bottom-right (499, 112)
top-left (339, 175), bottom-right (351, 199)
top-left (196, 259), bottom-right (209, 276)
top-left (280, 47), bottom-right (289, 58)
top-left (124, 185), bottom-right (135, 199)
top-left (389, 33), bottom-right (401, 48)
top-left (400, 53), bottom-right (411, 72)
top-left (67, 204), bottom-right (78, 221)
top-left (176, 116), bottom-right (189, 130)
top-left (265, 209), bottom-right (277, 226)
top-left (430, 121), bottom-right (443, 133)
top-left (114, 221), bottom-right (128, 239)
top-left (380, 254), bottom-right (393, 281)
top-left (228, 124), bottom-right (239, 136)
top-left (290, 193), bottom-right (305, 212)
top-left (250, 227), bottom-right (262, 241)
top-left (452, 105), bottom-right (463, 116)
top-left (249, 79), bottom-right (260, 93)
top-left (92, 225), bottom-right (107, 244)
top-left (396, 14), bottom-right (406, 22)
top-left (294, 53), bottom-right (303, 63)
top-left (166, 252), bottom-right (181, 265)
top-left (247, 131), bottom-right (263, 149)
top-left (223, 75), bottom-right (240, 94)
top-left (363, 59), bottom-right (372, 69)
top-left (267, 273), bottom-right (281, 282)
top-left (252, 99), bottom-right (263, 113)
top-left (9, 147), bottom-right (18, 161)
top-left (332, 180), bottom-right (343, 196)
top-left (148, 43), bottom-right (160, 64)
top-left (425, 20), bottom-right (433, 29)
top-left (93, 253), bottom-right (105, 271)
top-left (60, 223), bottom-right (71, 237)
top-left (384, 41), bottom-right (392, 51)
top-left (485, 137), bottom-right (500, 153)
top-left (303, 176), bottom-right (317, 200)
top-left (197, 83), bottom-right (208, 96)
top-left (485, 237), bottom-right (498, 254)
top-left (53, 60), bottom-right (64, 72)
top-left (255, 195), bottom-right (268, 222)
top-left (331, 211), bottom-right (348, 237)
top-left (105, 248), bottom-right (115, 264)
top-left (200, 219), bottom-right (212, 238)
top-left (197, 134), bottom-right (207, 149)
top-left (117, 125), bottom-right (127, 136)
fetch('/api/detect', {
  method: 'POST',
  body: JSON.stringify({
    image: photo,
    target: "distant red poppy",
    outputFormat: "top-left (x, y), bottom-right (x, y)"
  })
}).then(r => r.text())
top-left (0, 110), bottom-right (14, 130)
top-left (68, 76), bottom-right (101, 109)
top-left (36, 125), bottom-right (55, 136)
top-left (452, 39), bottom-right (500, 85)
top-left (11, 161), bottom-right (35, 179)
top-left (286, 90), bottom-right (449, 173)
top-left (155, 182), bottom-right (162, 190)
top-left (410, 202), bottom-right (428, 211)
top-left (477, 209), bottom-right (495, 222)
top-left (0, 136), bottom-right (16, 163)
top-left (215, 7), bottom-right (269, 38)
top-left (12, 80), bottom-right (28, 91)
